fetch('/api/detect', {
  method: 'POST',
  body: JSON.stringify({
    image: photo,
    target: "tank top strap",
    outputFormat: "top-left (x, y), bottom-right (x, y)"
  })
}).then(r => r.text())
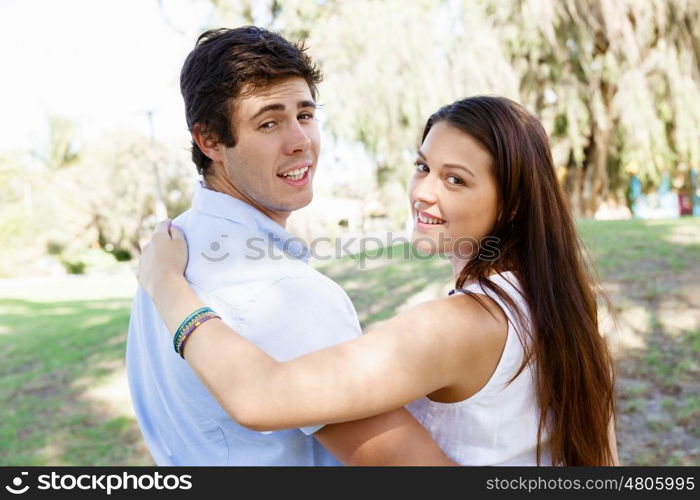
top-left (454, 271), bottom-right (529, 336)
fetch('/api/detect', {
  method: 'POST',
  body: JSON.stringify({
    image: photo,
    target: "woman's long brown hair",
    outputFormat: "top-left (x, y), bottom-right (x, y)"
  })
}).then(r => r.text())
top-left (422, 96), bottom-right (615, 465)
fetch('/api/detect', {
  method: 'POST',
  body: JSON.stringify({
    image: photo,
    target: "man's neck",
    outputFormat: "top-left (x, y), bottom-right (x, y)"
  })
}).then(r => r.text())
top-left (202, 173), bottom-right (289, 228)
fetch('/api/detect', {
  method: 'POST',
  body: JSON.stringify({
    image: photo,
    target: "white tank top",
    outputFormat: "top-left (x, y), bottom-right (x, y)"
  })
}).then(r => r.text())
top-left (407, 271), bottom-right (552, 465)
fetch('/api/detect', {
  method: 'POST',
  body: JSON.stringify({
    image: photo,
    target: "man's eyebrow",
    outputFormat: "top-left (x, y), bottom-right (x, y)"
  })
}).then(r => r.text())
top-left (298, 100), bottom-right (317, 110)
top-left (250, 104), bottom-right (284, 121)
top-left (416, 150), bottom-right (475, 178)
top-left (250, 101), bottom-right (317, 121)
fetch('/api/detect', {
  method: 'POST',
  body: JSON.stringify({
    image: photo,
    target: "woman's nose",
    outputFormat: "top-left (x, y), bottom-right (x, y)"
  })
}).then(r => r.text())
top-left (411, 176), bottom-right (439, 206)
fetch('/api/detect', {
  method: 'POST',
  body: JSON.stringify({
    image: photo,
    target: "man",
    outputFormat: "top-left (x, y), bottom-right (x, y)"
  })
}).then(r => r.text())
top-left (126, 26), bottom-right (451, 465)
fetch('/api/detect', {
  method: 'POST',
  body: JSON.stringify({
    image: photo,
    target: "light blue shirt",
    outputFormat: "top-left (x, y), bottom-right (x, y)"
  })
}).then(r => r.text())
top-left (126, 182), bottom-right (363, 465)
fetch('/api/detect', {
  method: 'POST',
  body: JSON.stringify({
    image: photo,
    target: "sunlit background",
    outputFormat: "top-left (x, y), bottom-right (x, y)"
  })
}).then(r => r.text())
top-left (1, 0), bottom-right (698, 466)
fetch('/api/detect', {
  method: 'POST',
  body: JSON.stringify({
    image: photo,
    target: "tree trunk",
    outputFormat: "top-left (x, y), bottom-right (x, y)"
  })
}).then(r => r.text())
top-left (581, 120), bottom-right (611, 217)
top-left (563, 152), bottom-right (584, 218)
top-left (580, 81), bottom-right (616, 217)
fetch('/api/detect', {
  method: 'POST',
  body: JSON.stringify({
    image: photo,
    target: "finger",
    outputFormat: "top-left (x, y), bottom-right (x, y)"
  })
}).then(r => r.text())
top-left (155, 219), bottom-right (172, 235)
top-left (170, 224), bottom-right (186, 241)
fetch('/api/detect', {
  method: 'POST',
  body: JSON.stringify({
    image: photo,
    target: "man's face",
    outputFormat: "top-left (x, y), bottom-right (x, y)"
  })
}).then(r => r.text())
top-left (219, 77), bottom-right (320, 226)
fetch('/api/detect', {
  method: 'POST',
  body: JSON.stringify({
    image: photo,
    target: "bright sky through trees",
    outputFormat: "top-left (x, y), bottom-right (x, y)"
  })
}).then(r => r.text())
top-left (0, 0), bottom-right (212, 152)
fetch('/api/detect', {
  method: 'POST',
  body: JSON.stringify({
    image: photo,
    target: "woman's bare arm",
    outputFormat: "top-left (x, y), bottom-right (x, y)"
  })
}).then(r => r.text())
top-left (138, 221), bottom-right (505, 431)
top-left (152, 274), bottom-right (500, 430)
top-left (608, 416), bottom-right (620, 465)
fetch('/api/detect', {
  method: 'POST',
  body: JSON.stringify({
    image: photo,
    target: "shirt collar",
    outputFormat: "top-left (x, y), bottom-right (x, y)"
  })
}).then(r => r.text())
top-left (191, 181), bottom-right (310, 262)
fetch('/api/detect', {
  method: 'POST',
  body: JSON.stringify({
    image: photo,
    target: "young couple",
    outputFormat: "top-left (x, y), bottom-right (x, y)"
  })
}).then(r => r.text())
top-left (127, 26), bottom-right (619, 466)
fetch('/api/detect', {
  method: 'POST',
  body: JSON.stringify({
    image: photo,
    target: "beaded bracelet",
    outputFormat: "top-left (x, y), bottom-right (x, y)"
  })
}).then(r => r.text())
top-left (173, 307), bottom-right (211, 353)
top-left (177, 311), bottom-right (220, 358)
top-left (173, 307), bottom-right (221, 358)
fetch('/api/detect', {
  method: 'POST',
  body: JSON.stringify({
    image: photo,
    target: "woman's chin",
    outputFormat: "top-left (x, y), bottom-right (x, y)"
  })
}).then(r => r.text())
top-left (411, 238), bottom-right (439, 256)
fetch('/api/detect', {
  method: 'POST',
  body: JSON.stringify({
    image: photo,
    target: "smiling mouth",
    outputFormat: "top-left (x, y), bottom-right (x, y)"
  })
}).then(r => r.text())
top-left (416, 211), bottom-right (446, 225)
top-left (277, 165), bottom-right (310, 181)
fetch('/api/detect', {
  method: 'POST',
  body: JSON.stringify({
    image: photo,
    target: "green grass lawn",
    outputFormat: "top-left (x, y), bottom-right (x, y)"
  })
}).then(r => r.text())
top-left (0, 273), bottom-right (151, 465)
top-left (578, 218), bottom-right (700, 279)
top-left (0, 217), bottom-right (698, 465)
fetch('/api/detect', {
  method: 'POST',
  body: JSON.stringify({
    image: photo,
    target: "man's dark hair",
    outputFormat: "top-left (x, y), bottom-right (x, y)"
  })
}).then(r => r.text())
top-left (180, 26), bottom-right (323, 175)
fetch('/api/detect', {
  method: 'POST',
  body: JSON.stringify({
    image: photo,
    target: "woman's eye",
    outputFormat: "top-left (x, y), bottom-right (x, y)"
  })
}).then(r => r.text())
top-left (260, 121), bottom-right (276, 130)
top-left (414, 161), bottom-right (429, 173)
top-left (446, 175), bottom-right (464, 186)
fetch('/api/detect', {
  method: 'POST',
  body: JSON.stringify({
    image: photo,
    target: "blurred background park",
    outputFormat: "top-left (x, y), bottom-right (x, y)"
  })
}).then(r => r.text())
top-left (0, 0), bottom-right (698, 466)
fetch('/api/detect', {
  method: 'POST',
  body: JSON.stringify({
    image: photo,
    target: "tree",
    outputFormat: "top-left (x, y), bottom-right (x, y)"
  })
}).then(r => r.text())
top-left (70, 131), bottom-right (195, 259)
top-left (500, 0), bottom-right (700, 216)
top-left (204, 0), bottom-right (700, 218)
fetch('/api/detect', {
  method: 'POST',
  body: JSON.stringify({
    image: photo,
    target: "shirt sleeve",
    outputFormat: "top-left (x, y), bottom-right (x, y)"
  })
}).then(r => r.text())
top-left (238, 273), bottom-right (363, 435)
top-left (242, 273), bottom-right (363, 360)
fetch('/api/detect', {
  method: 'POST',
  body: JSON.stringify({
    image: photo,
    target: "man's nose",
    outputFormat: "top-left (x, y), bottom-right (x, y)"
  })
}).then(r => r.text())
top-left (283, 121), bottom-right (312, 155)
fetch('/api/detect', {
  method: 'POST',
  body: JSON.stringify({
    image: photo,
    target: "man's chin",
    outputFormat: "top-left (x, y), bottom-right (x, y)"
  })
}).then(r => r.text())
top-left (287, 190), bottom-right (314, 211)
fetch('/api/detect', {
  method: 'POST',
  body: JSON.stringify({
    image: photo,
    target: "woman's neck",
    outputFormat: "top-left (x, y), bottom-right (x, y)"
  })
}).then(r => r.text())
top-left (448, 253), bottom-right (469, 280)
top-left (448, 253), bottom-right (512, 283)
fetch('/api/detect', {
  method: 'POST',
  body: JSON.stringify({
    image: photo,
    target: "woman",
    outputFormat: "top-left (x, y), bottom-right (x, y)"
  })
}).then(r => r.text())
top-left (138, 96), bottom-right (619, 466)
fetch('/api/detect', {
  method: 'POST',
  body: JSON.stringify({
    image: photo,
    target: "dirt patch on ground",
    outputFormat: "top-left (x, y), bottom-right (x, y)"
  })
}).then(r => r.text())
top-left (605, 269), bottom-right (700, 465)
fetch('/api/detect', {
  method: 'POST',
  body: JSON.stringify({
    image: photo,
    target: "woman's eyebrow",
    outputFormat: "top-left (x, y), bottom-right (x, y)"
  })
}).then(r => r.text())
top-left (416, 150), bottom-right (475, 177)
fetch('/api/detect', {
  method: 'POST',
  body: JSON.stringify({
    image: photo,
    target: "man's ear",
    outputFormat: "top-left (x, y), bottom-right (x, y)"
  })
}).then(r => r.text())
top-left (192, 123), bottom-right (224, 163)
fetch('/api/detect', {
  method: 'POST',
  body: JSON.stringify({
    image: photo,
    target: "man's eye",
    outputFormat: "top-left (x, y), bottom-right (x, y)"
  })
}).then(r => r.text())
top-left (260, 121), bottom-right (276, 130)
top-left (298, 112), bottom-right (314, 120)
top-left (414, 161), bottom-right (429, 173)
top-left (447, 175), bottom-right (464, 186)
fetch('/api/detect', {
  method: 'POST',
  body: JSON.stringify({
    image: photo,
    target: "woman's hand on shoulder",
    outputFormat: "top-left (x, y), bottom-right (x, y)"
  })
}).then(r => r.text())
top-left (136, 219), bottom-right (189, 300)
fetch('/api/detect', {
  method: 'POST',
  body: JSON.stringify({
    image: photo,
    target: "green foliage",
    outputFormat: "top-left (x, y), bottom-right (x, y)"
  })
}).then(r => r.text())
top-left (0, 130), bottom-right (195, 277)
top-left (60, 259), bottom-right (86, 275)
top-left (71, 131), bottom-right (195, 259)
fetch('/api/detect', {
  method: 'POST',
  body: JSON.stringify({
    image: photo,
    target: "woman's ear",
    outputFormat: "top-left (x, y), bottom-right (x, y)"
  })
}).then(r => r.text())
top-left (192, 124), bottom-right (224, 163)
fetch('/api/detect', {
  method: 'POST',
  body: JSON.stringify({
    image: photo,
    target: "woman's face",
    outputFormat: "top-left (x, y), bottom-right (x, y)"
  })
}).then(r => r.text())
top-left (408, 121), bottom-right (499, 261)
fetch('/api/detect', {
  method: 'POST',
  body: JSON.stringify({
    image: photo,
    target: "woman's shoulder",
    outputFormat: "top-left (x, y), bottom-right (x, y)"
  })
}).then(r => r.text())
top-left (406, 291), bottom-right (509, 401)
top-left (399, 291), bottom-right (508, 350)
